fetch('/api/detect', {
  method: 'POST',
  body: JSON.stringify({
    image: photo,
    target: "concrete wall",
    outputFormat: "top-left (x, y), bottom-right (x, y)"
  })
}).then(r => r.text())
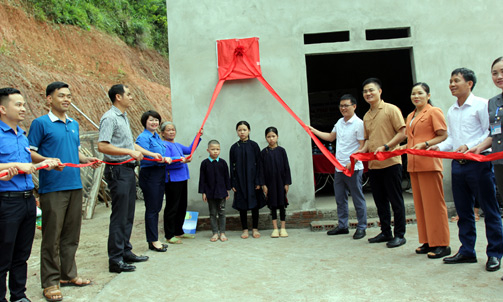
top-left (166, 0), bottom-right (503, 214)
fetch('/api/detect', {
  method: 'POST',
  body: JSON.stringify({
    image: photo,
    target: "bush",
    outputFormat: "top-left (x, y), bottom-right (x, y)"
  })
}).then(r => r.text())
top-left (22, 0), bottom-right (169, 56)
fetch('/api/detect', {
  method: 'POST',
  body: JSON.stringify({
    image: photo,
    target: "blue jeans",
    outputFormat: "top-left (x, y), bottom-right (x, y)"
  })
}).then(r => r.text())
top-left (333, 169), bottom-right (367, 230)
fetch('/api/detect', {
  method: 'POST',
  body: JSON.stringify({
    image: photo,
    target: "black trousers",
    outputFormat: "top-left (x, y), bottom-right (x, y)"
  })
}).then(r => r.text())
top-left (0, 194), bottom-right (36, 302)
top-left (270, 206), bottom-right (286, 221)
top-left (240, 208), bottom-right (259, 229)
top-left (104, 165), bottom-right (136, 264)
top-left (164, 180), bottom-right (187, 239)
top-left (368, 164), bottom-right (406, 238)
top-left (139, 166), bottom-right (165, 242)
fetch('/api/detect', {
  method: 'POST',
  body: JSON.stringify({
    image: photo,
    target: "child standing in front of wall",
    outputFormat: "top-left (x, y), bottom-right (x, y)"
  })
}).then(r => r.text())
top-left (230, 121), bottom-right (266, 239)
top-left (198, 140), bottom-right (231, 242)
top-left (260, 127), bottom-right (292, 238)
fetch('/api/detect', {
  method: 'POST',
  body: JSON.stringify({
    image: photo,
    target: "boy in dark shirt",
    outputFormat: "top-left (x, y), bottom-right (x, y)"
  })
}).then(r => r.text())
top-left (199, 140), bottom-right (231, 242)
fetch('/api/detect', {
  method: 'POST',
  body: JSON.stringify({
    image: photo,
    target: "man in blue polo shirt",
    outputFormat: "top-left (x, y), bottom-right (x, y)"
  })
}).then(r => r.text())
top-left (28, 82), bottom-right (100, 301)
top-left (0, 87), bottom-right (58, 302)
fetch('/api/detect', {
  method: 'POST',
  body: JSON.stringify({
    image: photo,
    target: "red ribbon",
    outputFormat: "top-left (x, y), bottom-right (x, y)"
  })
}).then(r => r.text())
top-left (0, 157), bottom-right (170, 177)
top-left (349, 149), bottom-right (503, 176)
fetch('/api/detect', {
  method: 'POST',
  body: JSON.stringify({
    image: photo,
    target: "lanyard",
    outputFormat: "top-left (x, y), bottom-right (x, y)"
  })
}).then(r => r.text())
top-left (496, 106), bottom-right (503, 119)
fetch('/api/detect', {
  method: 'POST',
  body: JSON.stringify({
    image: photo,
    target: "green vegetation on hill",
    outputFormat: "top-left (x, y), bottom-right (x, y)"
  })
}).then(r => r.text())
top-left (23, 0), bottom-right (168, 56)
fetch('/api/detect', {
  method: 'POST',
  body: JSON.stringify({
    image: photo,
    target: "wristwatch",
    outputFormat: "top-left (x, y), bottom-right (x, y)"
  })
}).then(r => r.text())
top-left (384, 144), bottom-right (390, 151)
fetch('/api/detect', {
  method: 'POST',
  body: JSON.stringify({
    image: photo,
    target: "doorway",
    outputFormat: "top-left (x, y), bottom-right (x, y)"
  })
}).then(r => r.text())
top-left (307, 49), bottom-right (415, 195)
top-left (306, 48), bottom-right (415, 135)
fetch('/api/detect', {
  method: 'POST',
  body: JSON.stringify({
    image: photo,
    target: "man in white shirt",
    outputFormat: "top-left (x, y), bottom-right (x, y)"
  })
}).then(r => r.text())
top-left (431, 68), bottom-right (503, 271)
top-left (310, 94), bottom-right (367, 239)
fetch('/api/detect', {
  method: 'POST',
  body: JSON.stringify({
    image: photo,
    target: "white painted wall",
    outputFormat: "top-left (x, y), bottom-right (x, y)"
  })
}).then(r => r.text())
top-left (167, 0), bottom-right (503, 214)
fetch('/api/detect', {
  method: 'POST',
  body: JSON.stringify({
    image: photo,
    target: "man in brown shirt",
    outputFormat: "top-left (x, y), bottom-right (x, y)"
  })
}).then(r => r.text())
top-left (356, 78), bottom-right (407, 248)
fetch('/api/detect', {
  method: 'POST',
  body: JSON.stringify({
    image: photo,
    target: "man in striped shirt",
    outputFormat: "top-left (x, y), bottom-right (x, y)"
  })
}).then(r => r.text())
top-left (98, 84), bottom-right (163, 273)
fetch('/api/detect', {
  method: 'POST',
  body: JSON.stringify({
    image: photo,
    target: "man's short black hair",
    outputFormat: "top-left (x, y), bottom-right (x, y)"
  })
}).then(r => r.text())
top-left (0, 87), bottom-right (21, 106)
top-left (140, 110), bottom-right (162, 129)
top-left (362, 77), bottom-right (382, 90)
top-left (108, 84), bottom-right (128, 104)
top-left (451, 68), bottom-right (477, 91)
top-left (46, 81), bottom-right (69, 96)
top-left (340, 94), bottom-right (357, 105)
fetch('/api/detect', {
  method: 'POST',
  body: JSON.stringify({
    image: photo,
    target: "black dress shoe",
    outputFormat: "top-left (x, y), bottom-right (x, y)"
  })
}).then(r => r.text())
top-left (353, 229), bottom-right (366, 240)
top-left (443, 252), bottom-right (477, 264)
top-left (427, 246), bottom-right (451, 259)
top-left (415, 243), bottom-right (431, 254)
top-left (109, 261), bottom-right (136, 273)
top-left (149, 242), bottom-right (168, 252)
top-left (368, 232), bottom-right (393, 243)
top-left (486, 256), bottom-right (501, 272)
top-left (123, 253), bottom-right (149, 263)
top-left (386, 237), bottom-right (406, 248)
top-left (327, 227), bottom-right (349, 235)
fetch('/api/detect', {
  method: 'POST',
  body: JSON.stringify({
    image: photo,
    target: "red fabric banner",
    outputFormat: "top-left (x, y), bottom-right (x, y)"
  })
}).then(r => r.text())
top-left (217, 37), bottom-right (261, 80)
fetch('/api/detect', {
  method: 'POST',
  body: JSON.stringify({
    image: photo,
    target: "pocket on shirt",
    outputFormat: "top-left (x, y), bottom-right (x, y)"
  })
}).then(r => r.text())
top-left (0, 144), bottom-right (17, 163)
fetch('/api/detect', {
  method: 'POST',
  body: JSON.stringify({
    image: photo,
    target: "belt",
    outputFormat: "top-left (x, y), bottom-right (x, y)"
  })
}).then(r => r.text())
top-left (106, 161), bottom-right (137, 169)
top-left (454, 159), bottom-right (467, 165)
top-left (0, 190), bottom-right (33, 199)
top-left (455, 151), bottom-right (490, 165)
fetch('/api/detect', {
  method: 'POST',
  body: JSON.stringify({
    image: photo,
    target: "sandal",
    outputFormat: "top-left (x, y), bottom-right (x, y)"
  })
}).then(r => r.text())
top-left (167, 237), bottom-right (183, 244)
top-left (43, 285), bottom-right (63, 302)
top-left (241, 230), bottom-right (249, 239)
top-left (279, 228), bottom-right (288, 237)
top-left (450, 215), bottom-right (459, 222)
top-left (271, 229), bottom-right (279, 238)
top-left (177, 234), bottom-right (195, 239)
top-left (60, 276), bottom-right (92, 287)
top-left (219, 233), bottom-right (228, 242)
top-left (415, 243), bottom-right (431, 254)
top-left (252, 229), bottom-right (261, 238)
top-left (210, 234), bottom-right (219, 242)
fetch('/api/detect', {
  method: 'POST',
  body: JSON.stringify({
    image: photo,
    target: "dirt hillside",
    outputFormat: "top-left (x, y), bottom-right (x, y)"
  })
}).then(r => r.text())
top-left (0, 1), bottom-right (171, 134)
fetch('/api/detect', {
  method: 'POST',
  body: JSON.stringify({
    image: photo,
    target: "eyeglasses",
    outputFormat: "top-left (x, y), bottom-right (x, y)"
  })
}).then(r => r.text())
top-left (339, 104), bottom-right (354, 108)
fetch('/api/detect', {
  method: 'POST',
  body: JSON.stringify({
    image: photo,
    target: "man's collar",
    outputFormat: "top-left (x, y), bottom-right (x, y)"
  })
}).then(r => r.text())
top-left (0, 119), bottom-right (24, 135)
top-left (208, 156), bottom-right (220, 162)
top-left (343, 114), bottom-right (357, 123)
top-left (48, 111), bottom-right (73, 123)
top-left (111, 105), bottom-right (127, 116)
top-left (455, 93), bottom-right (475, 108)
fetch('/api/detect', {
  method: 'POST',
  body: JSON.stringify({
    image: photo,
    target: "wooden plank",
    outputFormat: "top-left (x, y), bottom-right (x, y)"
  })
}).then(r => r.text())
top-left (84, 163), bottom-right (106, 219)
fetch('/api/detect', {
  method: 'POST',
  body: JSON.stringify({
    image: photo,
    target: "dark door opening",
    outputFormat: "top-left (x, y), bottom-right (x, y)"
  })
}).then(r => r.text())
top-left (306, 49), bottom-right (415, 137)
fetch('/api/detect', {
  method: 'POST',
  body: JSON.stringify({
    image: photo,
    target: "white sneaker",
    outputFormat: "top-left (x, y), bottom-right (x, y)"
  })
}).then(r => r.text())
top-left (271, 229), bottom-right (279, 238)
top-left (279, 228), bottom-right (288, 237)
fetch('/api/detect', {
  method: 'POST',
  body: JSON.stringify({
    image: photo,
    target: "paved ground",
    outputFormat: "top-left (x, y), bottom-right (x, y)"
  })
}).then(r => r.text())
top-left (19, 192), bottom-right (502, 302)
top-left (93, 227), bottom-right (502, 302)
